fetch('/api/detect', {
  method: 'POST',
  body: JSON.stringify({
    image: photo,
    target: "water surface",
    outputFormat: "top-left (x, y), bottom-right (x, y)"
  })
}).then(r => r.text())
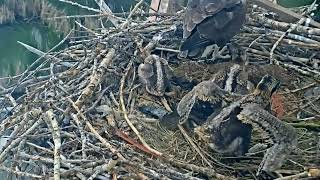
top-left (0, 23), bottom-right (62, 77)
top-left (0, 0), bottom-right (151, 77)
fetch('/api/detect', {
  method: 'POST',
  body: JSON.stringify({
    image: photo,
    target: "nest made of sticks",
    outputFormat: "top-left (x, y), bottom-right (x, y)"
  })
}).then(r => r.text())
top-left (0, 1), bottom-right (319, 179)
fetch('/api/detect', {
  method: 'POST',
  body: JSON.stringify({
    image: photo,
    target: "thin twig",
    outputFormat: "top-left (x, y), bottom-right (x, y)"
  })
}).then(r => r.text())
top-left (119, 61), bottom-right (162, 156)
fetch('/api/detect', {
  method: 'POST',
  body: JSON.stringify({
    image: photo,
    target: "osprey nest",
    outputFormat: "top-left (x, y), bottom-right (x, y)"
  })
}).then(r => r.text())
top-left (0, 1), bottom-right (319, 179)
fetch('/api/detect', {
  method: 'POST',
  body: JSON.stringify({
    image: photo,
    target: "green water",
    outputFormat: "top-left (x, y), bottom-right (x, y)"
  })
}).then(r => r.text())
top-left (0, 23), bottom-right (63, 77)
top-left (0, 0), bottom-right (151, 77)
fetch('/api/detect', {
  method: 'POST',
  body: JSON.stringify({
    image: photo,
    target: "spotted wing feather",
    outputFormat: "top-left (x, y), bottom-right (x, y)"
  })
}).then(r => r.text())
top-left (181, 0), bottom-right (246, 58)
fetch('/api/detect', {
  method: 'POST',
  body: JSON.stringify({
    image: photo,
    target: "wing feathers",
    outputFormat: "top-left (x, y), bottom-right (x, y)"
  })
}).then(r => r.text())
top-left (183, 0), bottom-right (242, 38)
top-left (180, 0), bottom-right (246, 58)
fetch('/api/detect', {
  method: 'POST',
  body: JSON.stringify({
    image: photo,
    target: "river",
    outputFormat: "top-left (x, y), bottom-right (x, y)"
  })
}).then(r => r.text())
top-left (0, 23), bottom-right (62, 77)
top-left (0, 0), bottom-right (150, 77)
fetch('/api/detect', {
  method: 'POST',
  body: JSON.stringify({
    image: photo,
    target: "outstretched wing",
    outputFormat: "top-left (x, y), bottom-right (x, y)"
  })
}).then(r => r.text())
top-left (237, 103), bottom-right (297, 173)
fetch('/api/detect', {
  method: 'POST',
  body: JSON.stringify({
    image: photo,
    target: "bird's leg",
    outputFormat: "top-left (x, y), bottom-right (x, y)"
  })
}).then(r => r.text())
top-left (201, 45), bottom-right (215, 58)
top-left (227, 42), bottom-right (247, 62)
top-left (212, 44), bottom-right (230, 60)
top-left (201, 44), bottom-right (230, 61)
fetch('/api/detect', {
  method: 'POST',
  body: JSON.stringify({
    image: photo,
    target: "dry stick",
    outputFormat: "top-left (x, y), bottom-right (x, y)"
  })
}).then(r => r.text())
top-left (270, 17), bottom-right (306, 65)
top-left (74, 48), bottom-right (114, 108)
top-left (70, 113), bottom-right (87, 159)
top-left (59, 0), bottom-right (100, 13)
top-left (246, 48), bottom-right (319, 76)
top-left (266, 29), bottom-right (320, 44)
top-left (286, 95), bottom-right (320, 116)
top-left (155, 47), bottom-right (180, 53)
top-left (177, 124), bottom-right (213, 168)
top-left (71, 20), bottom-right (174, 44)
top-left (26, 142), bottom-right (54, 154)
top-left (75, 21), bottom-right (101, 37)
top-left (252, 0), bottom-right (320, 28)
top-left (0, 118), bottom-right (42, 163)
top-left (274, 172), bottom-right (309, 180)
top-left (85, 117), bottom-right (122, 157)
top-left (87, 156), bottom-right (119, 180)
top-left (0, 74), bottom-right (51, 95)
top-left (44, 110), bottom-right (62, 180)
top-left (0, 165), bottom-right (43, 179)
top-left (267, 35), bottom-right (320, 49)
top-left (0, 109), bottom-right (37, 157)
top-left (120, 160), bottom-right (168, 179)
top-left (268, 1), bottom-right (318, 65)
top-left (18, 152), bottom-right (87, 179)
top-left (0, 109), bottom-right (41, 154)
top-left (66, 48), bottom-right (126, 170)
top-left (17, 41), bottom-right (69, 65)
top-left (165, 158), bottom-right (234, 180)
top-left (93, 0), bottom-right (119, 28)
top-left (68, 98), bottom-right (125, 161)
top-left (46, 12), bottom-right (174, 21)
top-left (4, 94), bottom-right (17, 107)
top-left (120, 0), bottom-right (144, 29)
top-left (280, 82), bottom-right (317, 95)
top-left (119, 61), bottom-right (162, 156)
top-left (251, 15), bottom-right (320, 35)
top-left (0, 65), bottom-right (65, 84)
top-left (11, 139), bottom-right (27, 180)
top-left (0, 116), bottom-right (18, 138)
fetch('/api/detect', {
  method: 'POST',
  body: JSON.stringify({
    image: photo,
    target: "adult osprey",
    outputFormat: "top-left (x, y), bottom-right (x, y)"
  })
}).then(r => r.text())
top-left (179, 0), bottom-right (247, 59)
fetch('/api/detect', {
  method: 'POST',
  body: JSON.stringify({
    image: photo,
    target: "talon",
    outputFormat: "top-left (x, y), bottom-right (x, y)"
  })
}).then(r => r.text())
top-left (201, 45), bottom-right (215, 58)
top-left (210, 45), bottom-right (230, 60)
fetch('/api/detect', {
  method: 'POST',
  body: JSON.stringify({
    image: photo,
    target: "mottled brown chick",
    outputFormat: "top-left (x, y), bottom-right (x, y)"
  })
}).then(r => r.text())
top-left (138, 55), bottom-right (173, 96)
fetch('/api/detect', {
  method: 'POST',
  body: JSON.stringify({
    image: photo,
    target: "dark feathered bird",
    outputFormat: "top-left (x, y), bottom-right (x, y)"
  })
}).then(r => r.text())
top-left (179, 0), bottom-right (247, 59)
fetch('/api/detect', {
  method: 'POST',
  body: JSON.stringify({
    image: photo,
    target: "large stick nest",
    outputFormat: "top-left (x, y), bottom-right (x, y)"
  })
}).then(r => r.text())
top-left (0, 1), bottom-right (319, 179)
